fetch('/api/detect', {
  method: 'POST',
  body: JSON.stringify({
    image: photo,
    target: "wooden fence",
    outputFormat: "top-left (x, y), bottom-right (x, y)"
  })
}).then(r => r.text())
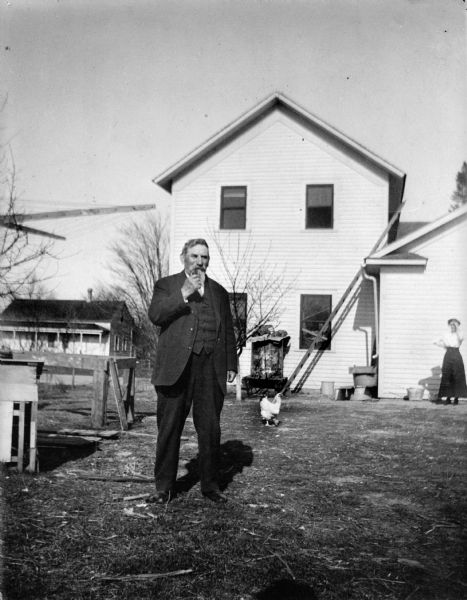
top-left (12, 352), bottom-right (136, 430)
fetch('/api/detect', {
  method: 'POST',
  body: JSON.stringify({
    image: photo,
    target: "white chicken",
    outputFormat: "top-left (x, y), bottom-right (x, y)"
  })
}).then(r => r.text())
top-left (260, 393), bottom-right (282, 426)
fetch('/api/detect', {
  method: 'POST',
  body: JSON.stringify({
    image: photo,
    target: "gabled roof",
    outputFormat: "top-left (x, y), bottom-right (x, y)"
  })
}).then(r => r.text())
top-left (0, 299), bottom-right (129, 324)
top-left (154, 92), bottom-right (406, 193)
top-left (368, 204), bottom-right (467, 259)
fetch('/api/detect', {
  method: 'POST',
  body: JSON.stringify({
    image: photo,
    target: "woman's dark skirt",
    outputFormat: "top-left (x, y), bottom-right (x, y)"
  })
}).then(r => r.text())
top-left (438, 347), bottom-right (467, 398)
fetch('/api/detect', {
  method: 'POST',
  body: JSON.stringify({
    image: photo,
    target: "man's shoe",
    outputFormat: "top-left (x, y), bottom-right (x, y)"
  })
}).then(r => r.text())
top-left (443, 398), bottom-right (452, 405)
top-left (453, 398), bottom-right (459, 406)
top-left (203, 490), bottom-right (227, 503)
top-left (147, 491), bottom-right (172, 504)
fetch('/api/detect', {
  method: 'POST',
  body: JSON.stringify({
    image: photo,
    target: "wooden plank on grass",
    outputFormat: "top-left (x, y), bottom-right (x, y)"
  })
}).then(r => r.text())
top-left (56, 428), bottom-right (120, 439)
top-left (38, 428), bottom-right (119, 439)
top-left (37, 433), bottom-right (101, 446)
top-left (77, 474), bottom-right (152, 483)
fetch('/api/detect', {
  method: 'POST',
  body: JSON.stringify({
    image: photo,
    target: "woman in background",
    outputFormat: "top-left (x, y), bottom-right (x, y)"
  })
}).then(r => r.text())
top-left (434, 318), bottom-right (467, 405)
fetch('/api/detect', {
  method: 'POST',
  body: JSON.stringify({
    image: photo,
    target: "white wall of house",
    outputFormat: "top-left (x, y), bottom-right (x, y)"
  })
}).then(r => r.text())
top-left (378, 216), bottom-right (467, 398)
top-left (168, 110), bottom-right (393, 389)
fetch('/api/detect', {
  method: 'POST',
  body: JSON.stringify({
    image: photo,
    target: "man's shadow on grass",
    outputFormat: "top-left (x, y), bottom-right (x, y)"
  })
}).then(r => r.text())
top-left (175, 439), bottom-right (253, 494)
top-left (255, 579), bottom-right (317, 599)
top-left (37, 443), bottom-right (97, 471)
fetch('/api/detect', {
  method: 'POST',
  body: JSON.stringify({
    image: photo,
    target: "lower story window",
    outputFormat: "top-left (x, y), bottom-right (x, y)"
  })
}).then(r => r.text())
top-left (300, 294), bottom-right (332, 350)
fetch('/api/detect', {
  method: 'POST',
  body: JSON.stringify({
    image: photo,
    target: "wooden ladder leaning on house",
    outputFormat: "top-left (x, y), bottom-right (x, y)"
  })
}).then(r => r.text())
top-left (278, 200), bottom-right (406, 396)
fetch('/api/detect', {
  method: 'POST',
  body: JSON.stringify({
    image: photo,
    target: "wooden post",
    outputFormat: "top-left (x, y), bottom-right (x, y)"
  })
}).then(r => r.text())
top-left (123, 367), bottom-right (135, 424)
top-left (17, 403), bottom-right (25, 473)
top-left (91, 362), bottom-right (109, 428)
top-left (236, 362), bottom-right (242, 402)
top-left (27, 401), bottom-right (38, 472)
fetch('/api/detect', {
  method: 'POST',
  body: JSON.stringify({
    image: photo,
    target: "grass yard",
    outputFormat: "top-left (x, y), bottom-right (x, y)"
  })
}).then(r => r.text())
top-left (1, 381), bottom-right (466, 600)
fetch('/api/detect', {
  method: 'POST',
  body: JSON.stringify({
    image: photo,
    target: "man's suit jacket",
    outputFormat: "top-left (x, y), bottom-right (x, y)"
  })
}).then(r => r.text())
top-left (148, 271), bottom-right (237, 394)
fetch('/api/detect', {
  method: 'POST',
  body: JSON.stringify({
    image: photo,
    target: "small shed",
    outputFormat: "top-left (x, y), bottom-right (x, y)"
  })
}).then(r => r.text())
top-left (366, 205), bottom-right (467, 398)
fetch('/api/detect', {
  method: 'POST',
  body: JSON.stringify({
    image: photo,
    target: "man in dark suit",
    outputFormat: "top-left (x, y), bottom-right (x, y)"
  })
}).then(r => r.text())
top-left (148, 238), bottom-right (237, 504)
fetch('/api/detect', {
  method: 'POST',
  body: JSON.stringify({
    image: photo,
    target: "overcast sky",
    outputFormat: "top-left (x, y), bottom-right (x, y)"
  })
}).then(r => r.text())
top-left (1, 0), bottom-right (465, 299)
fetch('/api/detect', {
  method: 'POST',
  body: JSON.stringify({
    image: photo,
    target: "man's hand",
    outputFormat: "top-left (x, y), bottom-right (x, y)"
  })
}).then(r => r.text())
top-left (227, 370), bottom-right (237, 383)
top-left (181, 272), bottom-right (203, 301)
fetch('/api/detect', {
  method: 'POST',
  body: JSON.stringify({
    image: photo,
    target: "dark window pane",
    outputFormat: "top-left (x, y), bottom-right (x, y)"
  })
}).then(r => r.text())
top-left (300, 294), bottom-right (332, 350)
top-left (229, 292), bottom-right (247, 348)
top-left (306, 185), bottom-right (333, 229)
top-left (221, 187), bottom-right (246, 229)
top-left (222, 209), bottom-right (245, 229)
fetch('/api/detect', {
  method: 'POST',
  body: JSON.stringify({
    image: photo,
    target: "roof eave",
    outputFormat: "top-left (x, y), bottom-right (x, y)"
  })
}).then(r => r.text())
top-left (365, 257), bottom-right (428, 267)
top-left (153, 92), bottom-right (406, 194)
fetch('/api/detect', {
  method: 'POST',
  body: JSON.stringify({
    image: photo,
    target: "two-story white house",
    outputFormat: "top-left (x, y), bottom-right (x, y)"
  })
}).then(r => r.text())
top-left (153, 93), bottom-right (406, 390)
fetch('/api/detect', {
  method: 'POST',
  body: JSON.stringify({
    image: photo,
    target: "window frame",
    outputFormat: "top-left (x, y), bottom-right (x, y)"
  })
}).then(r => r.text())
top-left (299, 294), bottom-right (332, 351)
top-left (220, 186), bottom-right (247, 230)
top-left (305, 184), bottom-right (334, 229)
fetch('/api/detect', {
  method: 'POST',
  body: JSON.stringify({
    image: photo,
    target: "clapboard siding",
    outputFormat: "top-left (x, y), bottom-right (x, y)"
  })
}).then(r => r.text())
top-left (169, 110), bottom-right (390, 388)
top-left (378, 216), bottom-right (467, 398)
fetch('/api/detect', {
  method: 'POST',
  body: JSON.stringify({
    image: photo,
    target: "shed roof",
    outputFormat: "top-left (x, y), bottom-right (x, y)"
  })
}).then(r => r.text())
top-left (396, 221), bottom-right (430, 238)
top-left (154, 92), bottom-right (406, 193)
top-left (368, 204), bottom-right (467, 260)
top-left (0, 299), bottom-right (129, 324)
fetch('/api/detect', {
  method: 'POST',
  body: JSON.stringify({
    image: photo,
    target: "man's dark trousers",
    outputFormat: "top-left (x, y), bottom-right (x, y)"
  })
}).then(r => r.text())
top-left (155, 349), bottom-right (224, 495)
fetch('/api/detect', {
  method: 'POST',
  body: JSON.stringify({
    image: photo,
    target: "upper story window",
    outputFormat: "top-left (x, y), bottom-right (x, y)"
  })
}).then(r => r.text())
top-left (220, 186), bottom-right (246, 229)
top-left (300, 294), bottom-right (332, 350)
top-left (306, 185), bottom-right (333, 229)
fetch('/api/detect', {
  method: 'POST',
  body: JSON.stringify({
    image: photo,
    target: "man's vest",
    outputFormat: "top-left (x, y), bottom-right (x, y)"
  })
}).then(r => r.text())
top-left (190, 284), bottom-right (217, 355)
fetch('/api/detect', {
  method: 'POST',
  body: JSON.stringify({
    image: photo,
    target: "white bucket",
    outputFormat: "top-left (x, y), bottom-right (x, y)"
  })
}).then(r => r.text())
top-left (321, 381), bottom-right (335, 397)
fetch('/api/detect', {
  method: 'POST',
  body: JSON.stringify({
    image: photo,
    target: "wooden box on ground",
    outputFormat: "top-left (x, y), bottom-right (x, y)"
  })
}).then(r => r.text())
top-left (0, 359), bottom-right (43, 472)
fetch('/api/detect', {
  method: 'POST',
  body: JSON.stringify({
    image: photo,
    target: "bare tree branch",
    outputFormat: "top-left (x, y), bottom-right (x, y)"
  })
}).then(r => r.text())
top-left (0, 145), bottom-right (55, 306)
top-left (94, 212), bottom-right (169, 358)
top-left (209, 230), bottom-right (294, 356)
